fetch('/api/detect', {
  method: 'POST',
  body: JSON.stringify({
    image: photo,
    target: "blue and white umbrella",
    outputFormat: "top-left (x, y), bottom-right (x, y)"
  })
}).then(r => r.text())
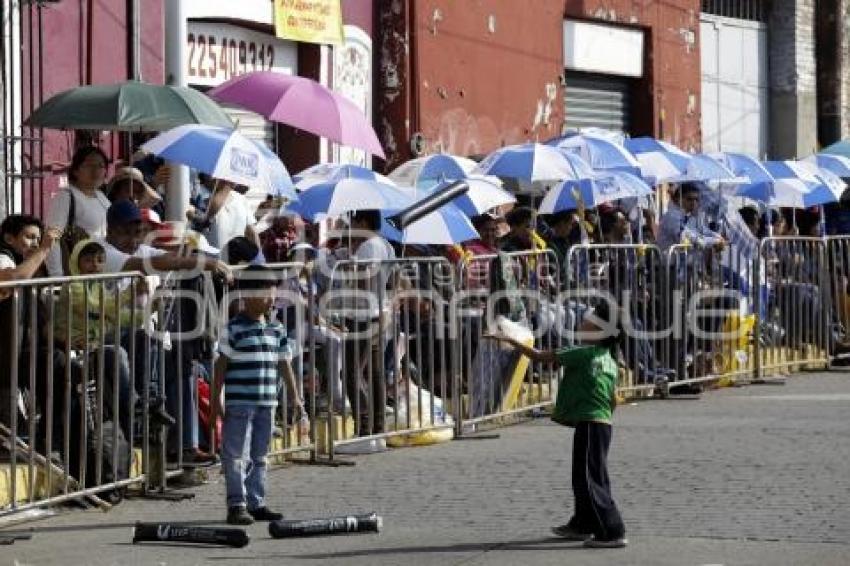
top-left (797, 160), bottom-right (848, 198)
top-left (380, 203), bottom-right (479, 245)
top-left (624, 137), bottom-right (692, 184)
top-left (803, 154), bottom-right (850, 179)
top-left (389, 154), bottom-right (478, 189)
top-left (293, 163), bottom-right (394, 192)
top-left (286, 178), bottom-right (414, 221)
top-left (547, 133), bottom-right (642, 177)
top-left (708, 152), bottom-right (769, 183)
top-left (402, 175), bottom-right (516, 217)
top-left (735, 160), bottom-right (841, 208)
top-left (538, 171), bottom-right (653, 214)
top-left (669, 153), bottom-right (747, 186)
top-left (141, 124), bottom-right (296, 200)
top-left (472, 143), bottom-right (595, 183)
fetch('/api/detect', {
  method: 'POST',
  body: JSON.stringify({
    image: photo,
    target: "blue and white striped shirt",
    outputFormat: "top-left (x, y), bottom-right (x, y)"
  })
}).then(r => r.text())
top-left (222, 314), bottom-right (292, 407)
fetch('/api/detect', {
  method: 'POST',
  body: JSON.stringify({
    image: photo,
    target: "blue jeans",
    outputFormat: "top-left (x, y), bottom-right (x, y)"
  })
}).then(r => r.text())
top-left (221, 405), bottom-right (274, 510)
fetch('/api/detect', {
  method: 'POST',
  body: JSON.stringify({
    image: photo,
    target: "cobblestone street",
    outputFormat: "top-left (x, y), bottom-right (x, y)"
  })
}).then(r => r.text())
top-left (3, 372), bottom-right (850, 566)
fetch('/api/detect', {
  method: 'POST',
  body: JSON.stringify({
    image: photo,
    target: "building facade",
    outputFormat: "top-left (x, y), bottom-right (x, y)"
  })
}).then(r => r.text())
top-left (2, 0), bottom-right (165, 217)
top-left (375, 0), bottom-right (703, 170)
top-left (2, 1), bottom-right (849, 216)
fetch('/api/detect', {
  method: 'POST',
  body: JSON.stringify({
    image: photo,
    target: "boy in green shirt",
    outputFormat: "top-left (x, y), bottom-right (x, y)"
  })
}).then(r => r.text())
top-left (486, 302), bottom-right (626, 548)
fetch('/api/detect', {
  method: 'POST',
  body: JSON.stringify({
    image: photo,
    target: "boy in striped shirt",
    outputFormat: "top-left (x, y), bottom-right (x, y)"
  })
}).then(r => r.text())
top-left (215, 264), bottom-right (305, 525)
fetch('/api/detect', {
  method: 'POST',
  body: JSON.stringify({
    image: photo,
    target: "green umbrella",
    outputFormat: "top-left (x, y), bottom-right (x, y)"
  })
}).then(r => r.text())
top-left (24, 80), bottom-right (233, 132)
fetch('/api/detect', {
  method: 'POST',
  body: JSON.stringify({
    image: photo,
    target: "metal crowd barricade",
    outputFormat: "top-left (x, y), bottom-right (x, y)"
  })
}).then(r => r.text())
top-left (661, 244), bottom-right (758, 390)
top-left (210, 262), bottom-right (317, 462)
top-left (754, 237), bottom-right (830, 378)
top-left (565, 243), bottom-right (664, 397)
top-left (825, 236), bottom-right (850, 359)
top-left (0, 272), bottom-right (149, 517)
top-left (320, 256), bottom-right (456, 458)
top-left (454, 249), bottom-right (561, 433)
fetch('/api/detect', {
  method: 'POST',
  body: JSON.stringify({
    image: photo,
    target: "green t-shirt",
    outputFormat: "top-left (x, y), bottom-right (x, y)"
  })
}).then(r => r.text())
top-left (552, 345), bottom-right (617, 426)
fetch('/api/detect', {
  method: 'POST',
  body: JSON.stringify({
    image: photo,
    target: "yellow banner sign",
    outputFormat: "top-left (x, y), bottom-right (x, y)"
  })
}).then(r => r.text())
top-left (274, 0), bottom-right (344, 45)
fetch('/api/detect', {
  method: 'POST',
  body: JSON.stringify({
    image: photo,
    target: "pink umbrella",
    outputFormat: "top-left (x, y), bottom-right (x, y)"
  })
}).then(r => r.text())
top-left (208, 71), bottom-right (385, 159)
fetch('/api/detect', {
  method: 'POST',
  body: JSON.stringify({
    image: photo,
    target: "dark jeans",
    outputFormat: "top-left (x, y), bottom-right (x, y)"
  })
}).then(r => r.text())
top-left (343, 321), bottom-right (388, 435)
top-left (567, 422), bottom-right (625, 541)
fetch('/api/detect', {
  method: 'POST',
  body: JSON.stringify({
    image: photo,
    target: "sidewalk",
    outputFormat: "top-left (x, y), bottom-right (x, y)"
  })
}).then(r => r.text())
top-left (3, 372), bottom-right (850, 566)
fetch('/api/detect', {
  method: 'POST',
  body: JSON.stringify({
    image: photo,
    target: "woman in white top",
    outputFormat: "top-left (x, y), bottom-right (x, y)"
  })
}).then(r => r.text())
top-left (45, 146), bottom-right (112, 276)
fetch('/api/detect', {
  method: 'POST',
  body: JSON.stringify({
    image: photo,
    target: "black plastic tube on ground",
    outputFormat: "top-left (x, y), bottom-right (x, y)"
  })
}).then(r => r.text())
top-left (268, 512), bottom-right (382, 538)
top-left (132, 522), bottom-right (250, 548)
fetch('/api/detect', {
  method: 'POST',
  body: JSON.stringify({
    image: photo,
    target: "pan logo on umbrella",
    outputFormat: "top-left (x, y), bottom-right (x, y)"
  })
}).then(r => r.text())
top-left (230, 147), bottom-right (259, 179)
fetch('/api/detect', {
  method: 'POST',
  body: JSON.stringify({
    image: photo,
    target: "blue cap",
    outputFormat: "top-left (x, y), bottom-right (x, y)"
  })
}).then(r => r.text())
top-left (107, 200), bottom-right (142, 225)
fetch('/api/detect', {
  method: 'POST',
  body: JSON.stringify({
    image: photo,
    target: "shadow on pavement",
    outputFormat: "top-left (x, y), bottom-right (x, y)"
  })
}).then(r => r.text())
top-left (205, 537), bottom-right (588, 561)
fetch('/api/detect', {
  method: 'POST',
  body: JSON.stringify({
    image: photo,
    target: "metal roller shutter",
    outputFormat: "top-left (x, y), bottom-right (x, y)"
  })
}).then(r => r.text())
top-left (564, 72), bottom-right (632, 134)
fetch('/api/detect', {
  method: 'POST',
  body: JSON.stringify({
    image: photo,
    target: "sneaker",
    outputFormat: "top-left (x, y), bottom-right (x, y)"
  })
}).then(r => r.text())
top-left (227, 506), bottom-right (254, 525)
top-left (335, 437), bottom-right (387, 455)
top-left (248, 507), bottom-right (283, 521)
top-left (583, 536), bottom-right (628, 548)
top-left (550, 524), bottom-right (591, 541)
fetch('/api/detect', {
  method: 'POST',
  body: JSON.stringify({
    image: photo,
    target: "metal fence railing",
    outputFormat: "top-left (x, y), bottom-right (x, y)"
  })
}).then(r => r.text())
top-left (1, 271), bottom-right (150, 516)
top-left (1, 236), bottom-right (843, 518)
top-left (455, 250), bottom-right (562, 433)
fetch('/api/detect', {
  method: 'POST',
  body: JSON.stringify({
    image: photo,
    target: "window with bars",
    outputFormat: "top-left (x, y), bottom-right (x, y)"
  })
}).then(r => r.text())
top-left (701, 0), bottom-right (769, 22)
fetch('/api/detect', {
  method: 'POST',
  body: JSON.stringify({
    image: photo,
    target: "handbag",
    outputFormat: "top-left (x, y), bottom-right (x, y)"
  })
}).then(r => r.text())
top-left (59, 189), bottom-right (91, 274)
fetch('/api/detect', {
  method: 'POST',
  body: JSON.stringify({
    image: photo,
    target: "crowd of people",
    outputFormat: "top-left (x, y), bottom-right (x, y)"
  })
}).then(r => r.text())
top-left (0, 144), bottom-right (847, 516)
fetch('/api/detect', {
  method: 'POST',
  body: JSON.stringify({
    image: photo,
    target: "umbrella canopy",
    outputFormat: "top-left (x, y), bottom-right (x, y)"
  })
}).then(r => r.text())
top-left (208, 71), bottom-right (385, 158)
top-left (141, 125), bottom-right (296, 200)
top-left (821, 139), bottom-right (850, 159)
top-left (710, 152), bottom-right (774, 184)
top-left (473, 143), bottom-right (596, 183)
top-left (797, 160), bottom-right (848, 197)
top-left (623, 137), bottom-right (692, 184)
top-left (380, 203), bottom-right (479, 245)
top-left (25, 80), bottom-right (233, 131)
top-left (547, 133), bottom-right (641, 177)
top-left (388, 154), bottom-right (478, 188)
top-left (735, 160), bottom-right (841, 208)
top-left (538, 172), bottom-right (652, 214)
top-left (669, 153), bottom-right (748, 185)
top-left (286, 178), bottom-right (414, 221)
top-left (803, 154), bottom-right (850, 178)
top-left (403, 176), bottom-right (516, 217)
top-left (294, 164), bottom-right (394, 192)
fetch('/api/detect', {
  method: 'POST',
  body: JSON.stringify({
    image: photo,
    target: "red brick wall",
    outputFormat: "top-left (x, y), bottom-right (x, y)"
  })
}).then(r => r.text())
top-left (375, 0), bottom-right (566, 170)
top-left (412, 0), bottom-right (566, 159)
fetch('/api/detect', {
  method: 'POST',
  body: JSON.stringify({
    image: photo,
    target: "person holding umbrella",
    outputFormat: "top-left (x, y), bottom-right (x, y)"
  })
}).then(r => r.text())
top-left (194, 178), bottom-right (259, 252)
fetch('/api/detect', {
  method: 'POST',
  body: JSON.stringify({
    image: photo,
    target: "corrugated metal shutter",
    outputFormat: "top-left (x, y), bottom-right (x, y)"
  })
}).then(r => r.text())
top-left (564, 72), bottom-right (632, 134)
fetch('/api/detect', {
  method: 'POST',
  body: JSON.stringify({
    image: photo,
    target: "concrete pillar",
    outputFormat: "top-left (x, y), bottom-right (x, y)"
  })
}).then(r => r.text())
top-left (816, 0), bottom-right (845, 147)
top-left (164, 0), bottom-right (191, 222)
top-left (374, 0), bottom-right (413, 172)
top-left (769, 0), bottom-right (818, 159)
